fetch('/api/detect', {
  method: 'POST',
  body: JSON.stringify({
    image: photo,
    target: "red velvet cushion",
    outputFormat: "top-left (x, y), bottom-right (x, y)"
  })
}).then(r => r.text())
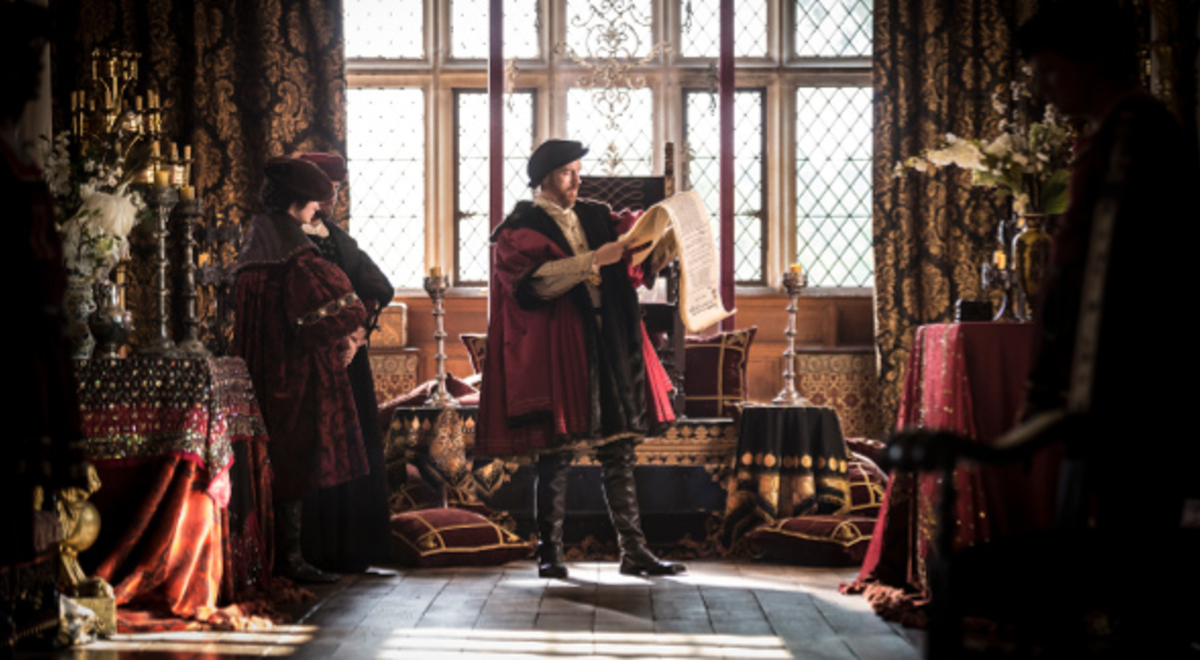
top-left (379, 374), bottom-right (479, 411)
top-left (745, 515), bottom-right (876, 566)
top-left (389, 464), bottom-right (440, 513)
top-left (845, 437), bottom-right (887, 466)
top-left (390, 507), bottom-right (533, 568)
top-left (684, 327), bottom-right (756, 418)
top-left (389, 464), bottom-right (493, 516)
top-left (846, 451), bottom-right (888, 518)
top-left (460, 334), bottom-right (488, 375)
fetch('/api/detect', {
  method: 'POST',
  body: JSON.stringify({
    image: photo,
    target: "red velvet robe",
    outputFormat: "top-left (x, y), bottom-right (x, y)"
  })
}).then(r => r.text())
top-left (233, 213), bottom-right (369, 501)
top-left (477, 201), bottom-right (674, 457)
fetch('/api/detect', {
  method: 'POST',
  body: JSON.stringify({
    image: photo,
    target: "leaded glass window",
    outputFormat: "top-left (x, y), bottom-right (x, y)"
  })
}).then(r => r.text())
top-left (680, 0), bottom-right (769, 58)
top-left (566, 0), bottom-right (654, 59)
top-left (451, 0), bottom-right (540, 60)
top-left (794, 0), bottom-right (872, 57)
top-left (347, 87), bottom-right (426, 289)
top-left (455, 90), bottom-right (536, 284)
top-left (795, 86), bottom-right (872, 287)
top-left (684, 89), bottom-right (766, 284)
top-left (345, 0), bottom-right (425, 59)
top-left (567, 87), bottom-right (654, 177)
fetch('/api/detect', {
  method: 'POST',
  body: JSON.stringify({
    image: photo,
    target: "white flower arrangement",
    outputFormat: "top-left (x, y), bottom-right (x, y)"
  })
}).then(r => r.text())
top-left (897, 78), bottom-right (1075, 216)
top-left (41, 131), bottom-right (147, 280)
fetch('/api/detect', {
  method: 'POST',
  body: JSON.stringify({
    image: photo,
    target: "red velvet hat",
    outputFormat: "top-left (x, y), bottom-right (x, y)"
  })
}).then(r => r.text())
top-left (264, 156), bottom-right (334, 203)
top-left (298, 152), bottom-right (348, 185)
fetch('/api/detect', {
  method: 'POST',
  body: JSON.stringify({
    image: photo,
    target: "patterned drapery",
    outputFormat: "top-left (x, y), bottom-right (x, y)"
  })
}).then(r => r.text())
top-left (872, 0), bottom-right (1037, 426)
top-left (50, 0), bottom-right (346, 353)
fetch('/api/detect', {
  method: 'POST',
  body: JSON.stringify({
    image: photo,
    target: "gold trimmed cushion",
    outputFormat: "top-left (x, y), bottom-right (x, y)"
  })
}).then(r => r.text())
top-left (745, 515), bottom-right (876, 566)
top-left (684, 326), bottom-right (757, 418)
top-left (390, 507), bottom-right (533, 568)
top-left (847, 451), bottom-right (888, 517)
top-left (460, 333), bottom-right (488, 375)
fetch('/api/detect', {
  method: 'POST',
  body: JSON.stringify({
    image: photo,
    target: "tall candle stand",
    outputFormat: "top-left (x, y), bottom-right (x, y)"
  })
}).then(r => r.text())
top-left (139, 185), bottom-right (182, 358)
top-left (423, 271), bottom-right (457, 408)
top-left (772, 269), bottom-right (811, 406)
top-left (174, 196), bottom-right (210, 357)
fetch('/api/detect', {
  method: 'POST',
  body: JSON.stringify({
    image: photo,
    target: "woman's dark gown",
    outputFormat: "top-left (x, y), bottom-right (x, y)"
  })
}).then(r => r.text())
top-left (301, 220), bottom-right (396, 571)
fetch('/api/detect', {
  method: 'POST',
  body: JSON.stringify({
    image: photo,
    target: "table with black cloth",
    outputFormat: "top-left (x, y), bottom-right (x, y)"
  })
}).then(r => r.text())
top-left (844, 322), bottom-right (1063, 625)
top-left (721, 404), bottom-right (851, 547)
top-left (75, 357), bottom-right (272, 630)
top-left (385, 405), bottom-right (488, 508)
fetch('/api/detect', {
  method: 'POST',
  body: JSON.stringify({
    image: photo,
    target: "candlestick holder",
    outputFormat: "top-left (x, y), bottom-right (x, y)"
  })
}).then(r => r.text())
top-left (173, 199), bottom-right (210, 357)
top-left (773, 270), bottom-right (811, 406)
top-left (423, 273), bottom-right (457, 408)
top-left (139, 185), bottom-right (183, 358)
top-left (981, 260), bottom-right (1018, 322)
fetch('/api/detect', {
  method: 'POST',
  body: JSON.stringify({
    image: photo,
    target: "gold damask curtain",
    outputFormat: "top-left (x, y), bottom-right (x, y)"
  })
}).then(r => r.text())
top-left (49, 0), bottom-right (345, 351)
top-left (872, 0), bottom-right (1036, 425)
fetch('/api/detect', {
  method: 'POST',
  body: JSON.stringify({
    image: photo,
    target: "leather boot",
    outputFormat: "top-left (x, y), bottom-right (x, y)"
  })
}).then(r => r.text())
top-left (535, 452), bottom-right (571, 578)
top-left (275, 500), bottom-right (339, 584)
top-left (597, 439), bottom-right (686, 576)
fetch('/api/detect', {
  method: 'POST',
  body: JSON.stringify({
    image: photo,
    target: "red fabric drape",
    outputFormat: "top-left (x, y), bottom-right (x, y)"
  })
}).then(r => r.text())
top-left (844, 323), bottom-right (1061, 626)
top-left (93, 458), bottom-right (222, 622)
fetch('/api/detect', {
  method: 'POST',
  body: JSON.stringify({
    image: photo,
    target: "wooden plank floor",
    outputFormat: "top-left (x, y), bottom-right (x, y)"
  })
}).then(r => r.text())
top-left (36, 561), bottom-right (924, 659)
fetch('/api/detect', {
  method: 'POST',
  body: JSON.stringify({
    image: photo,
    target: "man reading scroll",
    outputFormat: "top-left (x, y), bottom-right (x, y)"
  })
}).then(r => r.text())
top-left (477, 139), bottom-right (685, 578)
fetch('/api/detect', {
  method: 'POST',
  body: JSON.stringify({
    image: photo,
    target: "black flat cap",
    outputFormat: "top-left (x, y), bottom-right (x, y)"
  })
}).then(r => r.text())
top-left (527, 139), bottom-right (589, 188)
top-left (264, 156), bottom-right (335, 203)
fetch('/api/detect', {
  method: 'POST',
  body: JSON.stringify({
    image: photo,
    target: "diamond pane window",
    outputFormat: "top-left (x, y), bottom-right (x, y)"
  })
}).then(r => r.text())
top-left (680, 0), bottom-right (768, 58)
top-left (794, 0), bottom-right (872, 57)
top-left (567, 0), bottom-right (653, 59)
top-left (347, 87), bottom-right (425, 289)
top-left (795, 86), bottom-right (873, 287)
top-left (567, 87), bottom-right (653, 177)
top-left (684, 89), bottom-right (766, 283)
top-left (345, 0), bottom-right (424, 59)
top-left (455, 91), bottom-right (536, 284)
top-left (451, 0), bottom-right (540, 60)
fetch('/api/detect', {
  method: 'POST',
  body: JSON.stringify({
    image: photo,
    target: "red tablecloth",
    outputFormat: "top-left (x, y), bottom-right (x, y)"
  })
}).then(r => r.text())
top-left (77, 357), bottom-right (273, 630)
top-left (844, 323), bottom-right (1062, 625)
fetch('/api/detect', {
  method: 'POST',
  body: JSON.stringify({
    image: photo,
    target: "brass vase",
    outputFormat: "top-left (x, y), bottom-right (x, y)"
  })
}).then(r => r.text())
top-left (89, 278), bottom-right (132, 359)
top-left (1012, 213), bottom-right (1054, 321)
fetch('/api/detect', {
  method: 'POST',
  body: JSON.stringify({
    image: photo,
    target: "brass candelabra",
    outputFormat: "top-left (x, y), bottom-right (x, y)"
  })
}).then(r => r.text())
top-left (772, 267), bottom-right (811, 406)
top-left (423, 269), bottom-right (457, 408)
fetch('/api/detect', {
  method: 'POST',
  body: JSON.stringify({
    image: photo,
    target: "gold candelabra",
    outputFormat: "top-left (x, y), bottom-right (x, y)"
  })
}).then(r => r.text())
top-left (69, 48), bottom-right (195, 192)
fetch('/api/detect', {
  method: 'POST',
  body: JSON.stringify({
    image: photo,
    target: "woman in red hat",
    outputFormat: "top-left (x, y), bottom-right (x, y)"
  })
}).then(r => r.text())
top-left (232, 157), bottom-right (369, 583)
top-left (295, 152), bottom-right (396, 573)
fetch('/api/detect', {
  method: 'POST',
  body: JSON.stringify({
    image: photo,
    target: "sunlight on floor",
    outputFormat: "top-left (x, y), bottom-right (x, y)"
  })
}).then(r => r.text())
top-left (62, 626), bottom-right (317, 657)
top-left (375, 628), bottom-right (792, 659)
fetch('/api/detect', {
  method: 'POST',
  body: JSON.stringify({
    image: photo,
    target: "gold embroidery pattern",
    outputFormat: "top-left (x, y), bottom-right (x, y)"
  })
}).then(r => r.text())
top-left (873, 0), bottom-right (1024, 426)
top-left (295, 292), bottom-right (360, 328)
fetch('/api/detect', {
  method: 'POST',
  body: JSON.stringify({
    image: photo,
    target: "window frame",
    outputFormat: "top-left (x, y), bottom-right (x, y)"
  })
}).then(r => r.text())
top-left (345, 0), bottom-right (873, 295)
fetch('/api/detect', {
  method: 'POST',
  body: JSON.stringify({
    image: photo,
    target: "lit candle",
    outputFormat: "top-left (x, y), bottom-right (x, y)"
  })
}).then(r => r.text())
top-left (179, 186), bottom-right (195, 202)
top-left (790, 263), bottom-right (803, 275)
top-left (430, 266), bottom-right (442, 279)
top-left (995, 250), bottom-right (1007, 270)
top-left (154, 170), bottom-right (171, 189)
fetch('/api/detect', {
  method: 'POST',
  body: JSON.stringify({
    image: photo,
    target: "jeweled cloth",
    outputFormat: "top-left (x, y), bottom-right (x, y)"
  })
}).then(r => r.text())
top-left (722, 405), bottom-right (851, 550)
top-left (843, 323), bottom-right (1062, 625)
top-left (76, 357), bottom-right (272, 628)
top-left (386, 406), bottom-right (485, 507)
